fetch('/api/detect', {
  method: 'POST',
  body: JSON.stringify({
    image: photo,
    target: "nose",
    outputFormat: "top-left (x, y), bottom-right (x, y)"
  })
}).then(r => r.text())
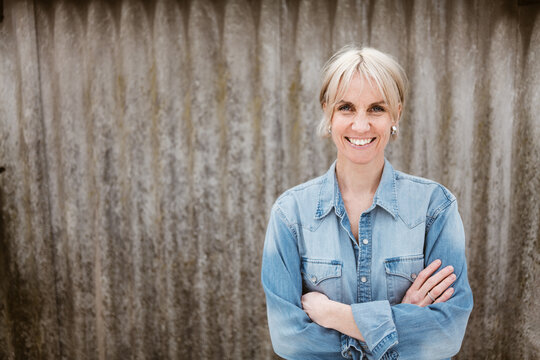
top-left (351, 113), bottom-right (370, 132)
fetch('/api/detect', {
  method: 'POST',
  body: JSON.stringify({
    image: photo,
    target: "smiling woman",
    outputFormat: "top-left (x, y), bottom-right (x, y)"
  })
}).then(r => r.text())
top-left (261, 46), bottom-right (473, 360)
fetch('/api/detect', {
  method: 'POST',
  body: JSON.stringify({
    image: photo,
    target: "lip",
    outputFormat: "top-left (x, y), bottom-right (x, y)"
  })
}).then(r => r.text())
top-left (345, 136), bottom-right (376, 149)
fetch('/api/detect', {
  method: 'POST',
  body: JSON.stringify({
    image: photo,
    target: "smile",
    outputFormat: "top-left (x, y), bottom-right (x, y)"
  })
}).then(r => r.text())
top-left (346, 137), bottom-right (375, 146)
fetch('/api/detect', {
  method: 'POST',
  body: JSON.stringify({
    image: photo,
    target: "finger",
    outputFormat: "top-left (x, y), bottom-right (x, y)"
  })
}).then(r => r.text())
top-left (428, 273), bottom-right (457, 299)
top-left (434, 287), bottom-right (455, 304)
top-left (419, 272), bottom-right (455, 307)
top-left (420, 265), bottom-right (454, 295)
top-left (410, 259), bottom-right (442, 291)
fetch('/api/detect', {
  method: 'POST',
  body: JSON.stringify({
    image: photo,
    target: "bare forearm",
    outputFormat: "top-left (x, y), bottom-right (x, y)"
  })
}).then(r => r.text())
top-left (301, 292), bottom-right (365, 341)
top-left (326, 300), bottom-right (365, 341)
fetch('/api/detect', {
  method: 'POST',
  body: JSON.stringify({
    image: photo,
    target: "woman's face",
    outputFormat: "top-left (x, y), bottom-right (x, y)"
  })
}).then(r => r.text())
top-left (330, 73), bottom-right (396, 168)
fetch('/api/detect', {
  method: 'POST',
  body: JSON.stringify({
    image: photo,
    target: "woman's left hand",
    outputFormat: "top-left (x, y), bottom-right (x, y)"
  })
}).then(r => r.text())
top-left (401, 259), bottom-right (456, 306)
top-left (301, 292), bottom-right (333, 328)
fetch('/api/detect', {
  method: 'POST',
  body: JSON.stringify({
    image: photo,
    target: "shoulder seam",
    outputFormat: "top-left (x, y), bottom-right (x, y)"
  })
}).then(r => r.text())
top-left (273, 203), bottom-right (299, 239)
top-left (426, 198), bottom-right (456, 232)
top-left (396, 172), bottom-right (455, 202)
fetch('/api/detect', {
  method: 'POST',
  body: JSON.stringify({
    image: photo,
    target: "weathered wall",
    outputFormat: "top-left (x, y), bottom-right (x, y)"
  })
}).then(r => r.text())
top-left (0, 0), bottom-right (538, 359)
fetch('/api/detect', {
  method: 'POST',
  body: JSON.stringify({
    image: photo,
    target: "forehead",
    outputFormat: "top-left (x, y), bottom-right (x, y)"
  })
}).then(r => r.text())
top-left (339, 73), bottom-right (384, 103)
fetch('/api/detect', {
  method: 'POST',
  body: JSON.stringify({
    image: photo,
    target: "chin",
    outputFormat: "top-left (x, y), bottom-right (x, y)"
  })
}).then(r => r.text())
top-left (345, 156), bottom-right (380, 166)
top-left (339, 150), bottom-right (385, 167)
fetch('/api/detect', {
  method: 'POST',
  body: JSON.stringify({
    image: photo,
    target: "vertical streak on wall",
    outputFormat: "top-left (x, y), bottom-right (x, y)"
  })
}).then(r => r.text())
top-left (223, 1), bottom-right (257, 357)
top-left (505, 6), bottom-right (540, 359)
top-left (442, 0), bottom-right (477, 240)
top-left (119, 1), bottom-right (159, 358)
top-left (258, 1), bottom-right (282, 357)
top-left (85, 2), bottom-right (118, 359)
top-left (332, 0), bottom-right (362, 51)
top-left (188, 1), bottom-right (221, 357)
top-left (152, 0), bottom-right (189, 358)
top-left (406, 1), bottom-right (444, 177)
top-left (465, 1), bottom-right (518, 358)
top-left (293, 0), bottom-right (333, 182)
top-left (1, 0), bottom-right (59, 358)
top-left (279, 0), bottom-right (297, 193)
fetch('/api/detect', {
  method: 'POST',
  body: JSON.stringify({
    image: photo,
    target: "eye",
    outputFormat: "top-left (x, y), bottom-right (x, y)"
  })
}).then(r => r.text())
top-left (370, 105), bottom-right (386, 113)
top-left (338, 103), bottom-right (353, 112)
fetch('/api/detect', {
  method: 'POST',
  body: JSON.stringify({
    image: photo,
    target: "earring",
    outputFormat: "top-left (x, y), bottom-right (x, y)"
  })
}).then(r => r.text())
top-left (328, 125), bottom-right (332, 134)
top-left (391, 125), bottom-right (398, 135)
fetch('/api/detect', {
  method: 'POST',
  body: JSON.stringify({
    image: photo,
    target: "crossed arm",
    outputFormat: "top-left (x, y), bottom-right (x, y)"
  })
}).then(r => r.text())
top-left (301, 258), bottom-right (457, 342)
top-left (261, 201), bottom-right (473, 359)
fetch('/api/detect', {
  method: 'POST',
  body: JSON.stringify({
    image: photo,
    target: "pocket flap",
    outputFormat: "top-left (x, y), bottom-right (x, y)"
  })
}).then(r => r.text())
top-left (384, 254), bottom-right (424, 282)
top-left (301, 258), bottom-right (342, 286)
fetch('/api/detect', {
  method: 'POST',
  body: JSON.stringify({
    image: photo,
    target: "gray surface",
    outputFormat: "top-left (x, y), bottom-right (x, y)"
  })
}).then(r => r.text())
top-left (0, 0), bottom-right (538, 359)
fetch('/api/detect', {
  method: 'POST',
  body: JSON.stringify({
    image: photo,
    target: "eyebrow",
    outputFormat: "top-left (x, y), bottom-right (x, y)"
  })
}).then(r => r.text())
top-left (335, 100), bottom-right (387, 106)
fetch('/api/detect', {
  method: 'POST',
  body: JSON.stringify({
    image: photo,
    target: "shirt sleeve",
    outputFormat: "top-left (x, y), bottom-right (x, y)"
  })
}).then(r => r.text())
top-left (349, 200), bottom-right (474, 360)
top-left (261, 203), bottom-right (352, 360)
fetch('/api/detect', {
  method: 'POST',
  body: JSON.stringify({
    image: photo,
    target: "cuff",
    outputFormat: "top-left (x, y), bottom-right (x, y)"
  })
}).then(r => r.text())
top-left (340, 334), bottom-right (364, 359)
top-left (350, 300), bottom-right (398, 360)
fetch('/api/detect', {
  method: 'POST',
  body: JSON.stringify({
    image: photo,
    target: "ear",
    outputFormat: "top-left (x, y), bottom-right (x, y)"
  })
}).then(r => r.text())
top-left (323, 103), bottom-right (332, 124)
top-left (395, 103), bottom-right (402, 124)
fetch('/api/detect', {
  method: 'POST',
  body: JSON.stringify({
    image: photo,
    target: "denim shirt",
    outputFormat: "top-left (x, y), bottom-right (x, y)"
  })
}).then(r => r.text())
top-left (261, 159), bottom-right (473, 360)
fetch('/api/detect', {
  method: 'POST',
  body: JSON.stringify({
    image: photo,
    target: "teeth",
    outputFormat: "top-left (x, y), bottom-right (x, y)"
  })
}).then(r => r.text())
top-left (348, 137), bottom-right (373, 146)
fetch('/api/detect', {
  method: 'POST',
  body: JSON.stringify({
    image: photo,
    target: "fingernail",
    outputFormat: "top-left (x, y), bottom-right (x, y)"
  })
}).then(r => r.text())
top-left (435, 259), bottom-right (441, 265)
top-left (449, 287), bottom-right (454, 293)
top-left (451, 274), bottom-right (457, 280)
top-left (447, 265), bottom-right (454, 271)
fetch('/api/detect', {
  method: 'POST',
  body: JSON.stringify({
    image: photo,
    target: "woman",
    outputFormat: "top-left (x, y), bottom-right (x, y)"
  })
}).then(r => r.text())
top-left (261, 46), bottom-right (473, 360)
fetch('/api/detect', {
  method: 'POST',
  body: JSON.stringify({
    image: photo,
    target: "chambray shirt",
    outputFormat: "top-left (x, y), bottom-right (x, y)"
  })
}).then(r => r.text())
top-left (261, 159), bottom-right (473, 360)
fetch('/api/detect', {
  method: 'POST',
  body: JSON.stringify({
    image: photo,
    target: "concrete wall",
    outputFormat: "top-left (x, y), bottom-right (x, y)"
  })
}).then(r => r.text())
top-left (0, 0), bottom-right (538, 358)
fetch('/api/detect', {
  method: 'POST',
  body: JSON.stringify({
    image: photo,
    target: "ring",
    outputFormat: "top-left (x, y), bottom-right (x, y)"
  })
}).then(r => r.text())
top-left (427, 291), bottom-right (436, 302)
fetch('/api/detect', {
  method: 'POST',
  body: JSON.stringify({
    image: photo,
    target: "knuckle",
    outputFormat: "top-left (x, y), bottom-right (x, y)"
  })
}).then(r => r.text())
top-left (417, 272), bottom-right (428, 282)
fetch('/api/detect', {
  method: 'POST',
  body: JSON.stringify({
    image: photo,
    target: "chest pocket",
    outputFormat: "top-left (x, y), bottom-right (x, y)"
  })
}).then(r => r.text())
top-left (301, 258), bottom-right (342, 302)
top-left (384, 254), bottom-right (424, 305)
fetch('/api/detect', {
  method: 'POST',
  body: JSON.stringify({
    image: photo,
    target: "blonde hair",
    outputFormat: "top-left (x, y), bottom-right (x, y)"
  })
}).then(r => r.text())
top-left (317, 45), bottom-right (408, 137)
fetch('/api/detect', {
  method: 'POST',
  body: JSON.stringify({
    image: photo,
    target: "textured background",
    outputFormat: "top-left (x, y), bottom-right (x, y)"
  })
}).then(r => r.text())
top-left (0, 0), bottom-right (539, 359)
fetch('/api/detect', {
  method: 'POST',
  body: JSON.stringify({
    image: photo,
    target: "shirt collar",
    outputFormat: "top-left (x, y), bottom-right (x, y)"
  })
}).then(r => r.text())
top-left (314, 159), bottom-right (398, 220)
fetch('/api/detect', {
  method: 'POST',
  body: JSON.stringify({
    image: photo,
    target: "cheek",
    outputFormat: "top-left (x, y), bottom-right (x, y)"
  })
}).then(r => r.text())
top-left (376, 126), bottom-right (392, 147)
top-left (330, 131), bottom-right (341, 149)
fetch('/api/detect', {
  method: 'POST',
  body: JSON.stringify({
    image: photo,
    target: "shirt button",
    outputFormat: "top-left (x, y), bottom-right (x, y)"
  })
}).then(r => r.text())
top-left (310, 276), bottom-right (317, 283)
top-left (362, 238), bottom-right (369, 245)
top-left (411, 273), bottom-right (417, 279)
top-left (361, 276), bottom-right (367, 283)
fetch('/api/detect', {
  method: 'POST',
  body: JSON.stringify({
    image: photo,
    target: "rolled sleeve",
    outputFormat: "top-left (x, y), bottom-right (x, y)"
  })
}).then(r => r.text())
top-left (261, 203), bottom-right (343, 359)
top-left (346, 301), bottom-right (398, 360)
top-left (350, 301), bottom-right (397, 358)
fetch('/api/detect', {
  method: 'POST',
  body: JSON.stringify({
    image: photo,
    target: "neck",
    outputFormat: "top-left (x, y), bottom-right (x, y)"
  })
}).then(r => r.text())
top-left (335, 156), bottom-right (385, 196)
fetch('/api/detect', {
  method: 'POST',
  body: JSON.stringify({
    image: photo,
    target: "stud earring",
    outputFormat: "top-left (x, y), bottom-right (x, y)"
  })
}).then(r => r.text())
top-left (391, 125), bottom-right (398, 135)
top-left (328, 125), bottom-right (332, 134)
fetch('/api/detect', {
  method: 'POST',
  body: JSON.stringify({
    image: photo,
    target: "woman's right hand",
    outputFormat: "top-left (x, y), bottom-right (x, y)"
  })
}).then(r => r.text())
top-left (401, 259), bottom-right (456, 307)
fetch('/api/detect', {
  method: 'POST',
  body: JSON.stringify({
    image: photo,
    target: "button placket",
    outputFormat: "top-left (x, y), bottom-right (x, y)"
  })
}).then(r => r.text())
top-left (357, 213), bottom-right (372, 302)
